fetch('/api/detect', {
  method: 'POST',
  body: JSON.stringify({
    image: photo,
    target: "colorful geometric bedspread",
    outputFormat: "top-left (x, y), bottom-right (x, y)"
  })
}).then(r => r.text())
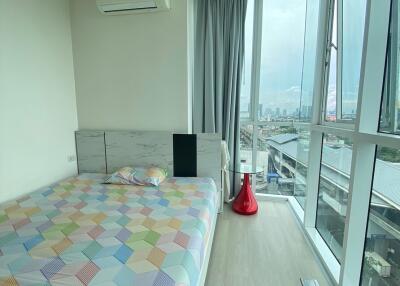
top-left (0, 174), bottom-right (218, 286)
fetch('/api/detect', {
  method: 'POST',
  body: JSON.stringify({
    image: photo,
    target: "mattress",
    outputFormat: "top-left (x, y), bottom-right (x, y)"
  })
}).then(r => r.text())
top-left (0, 174), bottom-right (218, 286)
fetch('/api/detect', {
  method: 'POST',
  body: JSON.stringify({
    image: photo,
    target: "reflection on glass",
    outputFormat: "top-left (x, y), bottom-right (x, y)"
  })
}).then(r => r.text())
top-left (240, 0), bottom-right (254, 119)
top-left (240, 126), bottom-right (311, 204)
top-left (240, 124), bottom-right (253, 168)
top-left (326, 48), bottom-right (337, 121)
top-left (294, 129), bottom-right (310, 208)
top-left (316, 134), bottom-right (353, 262)
top-left (299, 0), bottom-right (320, 122)
top-left (256, 126), bottom-right (297, 196)
top-left (325, 0), bottom-right (337, 122)
top-left (341, 0), bottom-right (367, 120)
top-left (325, 0), bottom-right (366, 122)
top-left (361, 147), bottom-right (400, 286)
top-left (379, 0), bottom-right (400, 135)
top-left (258, 0), bottom-right (306, 122)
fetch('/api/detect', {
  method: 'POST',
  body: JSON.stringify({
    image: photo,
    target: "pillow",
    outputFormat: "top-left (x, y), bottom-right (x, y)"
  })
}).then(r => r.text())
top-left (104, 167), bottom-right (136, 185)
top-left (132, 166), bottom-right (167, 186)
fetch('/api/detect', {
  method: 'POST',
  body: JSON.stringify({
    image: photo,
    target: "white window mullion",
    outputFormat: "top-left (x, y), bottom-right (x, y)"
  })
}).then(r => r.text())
top-left (304, 130), bottom-right (323, 227)
top-left (251, 126), bottom-right (258, 192)
top-left (336, 0), bottom-right (343, 121)
top-left (356, 0), bottom-right (391, 134)
top-left (357, 132), bottom-right (400, 149)
top-left (388, 2), bottom-right (399, 133)
top-left (249, 0), bottom-right (263, 186)
top-left (339, 141), bottom-right (376, 286)
top-left (311, 124), bottom-right (355, 139)
top-left (249, 0), bottom-right (263, 125)
top-left (320, 0), bottom-right (335, 124)
top-left (339, 0), bottom-right (391, 285)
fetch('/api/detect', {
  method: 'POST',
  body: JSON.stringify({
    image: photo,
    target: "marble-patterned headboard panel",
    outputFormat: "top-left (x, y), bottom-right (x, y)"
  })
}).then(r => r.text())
top-left (75, 130), bottom-right (222, 192)
top-left (106, 131), bottom-right (174, 176)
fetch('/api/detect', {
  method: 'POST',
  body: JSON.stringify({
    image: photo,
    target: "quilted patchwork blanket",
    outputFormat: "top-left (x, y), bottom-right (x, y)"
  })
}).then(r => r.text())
top-left (0, 174), bottom-right (218, 285)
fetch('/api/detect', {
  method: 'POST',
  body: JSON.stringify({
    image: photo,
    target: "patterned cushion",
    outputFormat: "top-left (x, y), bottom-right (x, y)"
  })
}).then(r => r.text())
top-left (104, 167), bottom-right (136, 185)
top-left (133, 166), bottom-right (168, 186)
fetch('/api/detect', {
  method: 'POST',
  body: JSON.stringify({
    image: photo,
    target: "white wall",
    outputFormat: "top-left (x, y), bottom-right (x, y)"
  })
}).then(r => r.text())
top-left (0, 0), bottom-right (78, 203)
top-left (70, 0), bottom-right (191, 132)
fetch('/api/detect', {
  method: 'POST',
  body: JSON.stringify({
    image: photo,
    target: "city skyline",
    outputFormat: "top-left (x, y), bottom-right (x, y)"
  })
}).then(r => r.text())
top-left (241, 0), bottom-right (309, 118)
top-left (241, 0), bottom-right (363, 121)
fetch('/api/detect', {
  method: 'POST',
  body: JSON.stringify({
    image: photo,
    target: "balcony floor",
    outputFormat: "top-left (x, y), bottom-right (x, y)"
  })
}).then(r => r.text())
top-left (205, 201), bottom-right (332, 286)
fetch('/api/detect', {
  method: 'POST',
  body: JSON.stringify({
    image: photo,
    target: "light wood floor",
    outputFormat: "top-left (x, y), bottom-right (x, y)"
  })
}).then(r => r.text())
top-left (205, 201), bottom-right (332, 286)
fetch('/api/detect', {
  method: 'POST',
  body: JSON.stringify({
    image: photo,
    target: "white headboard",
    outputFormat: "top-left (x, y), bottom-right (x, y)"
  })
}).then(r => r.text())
top-left (75, 130), bottom-right (222, 193)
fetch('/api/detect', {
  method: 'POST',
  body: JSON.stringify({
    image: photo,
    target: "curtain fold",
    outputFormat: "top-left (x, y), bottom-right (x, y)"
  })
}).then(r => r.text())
top-left (193, 0), bottom-right (248, 199)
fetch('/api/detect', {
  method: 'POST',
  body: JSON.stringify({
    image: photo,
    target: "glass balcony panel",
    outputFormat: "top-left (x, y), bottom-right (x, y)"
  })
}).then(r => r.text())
top-left (316, 134), bottom-right (353, 263)
top-left (254, 126), bottom-right (310, 205)
top-left (361, 146), bottom-right (400, 286)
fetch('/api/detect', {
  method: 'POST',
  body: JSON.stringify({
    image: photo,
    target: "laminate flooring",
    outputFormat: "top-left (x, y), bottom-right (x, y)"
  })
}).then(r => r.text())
top-left (205, 201), bottom-right (332, 286)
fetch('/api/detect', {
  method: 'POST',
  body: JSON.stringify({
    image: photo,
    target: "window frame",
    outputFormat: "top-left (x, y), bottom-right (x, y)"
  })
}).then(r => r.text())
top-left (313, 0), bottom-right (394, 285)
top-left (241, 0), bottom-right (395, 285)
top-left (322, 0), bottom-right (343, 124)
top-left (321, 0), bottom-right (367, 128)
top-left (242, 0), bottom-right (312, 192)
top-left (314, 132), bottom-right (354, 264)
top-left (359, 144), bottom-right (400, 285)
top-left (379, 0), bottom-right (400, 135)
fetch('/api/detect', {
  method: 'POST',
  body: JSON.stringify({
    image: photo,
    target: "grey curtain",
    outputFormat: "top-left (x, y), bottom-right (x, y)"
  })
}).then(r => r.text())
top-left (193, 0), bottom-right (248, 198)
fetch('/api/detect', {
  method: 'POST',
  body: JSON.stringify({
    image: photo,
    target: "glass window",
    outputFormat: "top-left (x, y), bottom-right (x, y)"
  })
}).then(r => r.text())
top-left (341, 0), bottom-right (367, 120)
top-left (257, 0), bottom-right (307, 122)
top-left (324, 0), bottom-right (367, 122)
top-left (294, 128), bottom-right (310, 208)
top-left (316, 134), bottom-right (353, 262)
top-left (325, 0), bottom-right (338, 122)
top-left (379, 0), bottom-right (400, 135)
top-left (361, 147), bottom-right (400, 286)
top-left (299, 0), bottom-right (320, 122)
top-left (326, 48), bottom-right (338, 122)
top-left (254, 126), bottom-right (310, 202)
top-left (240, 0), bottom-right (254, 120)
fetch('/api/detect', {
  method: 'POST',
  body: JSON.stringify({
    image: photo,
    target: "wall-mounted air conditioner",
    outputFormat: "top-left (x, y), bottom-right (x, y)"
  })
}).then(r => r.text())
top-left (96, 0), bottom-right (171, 15)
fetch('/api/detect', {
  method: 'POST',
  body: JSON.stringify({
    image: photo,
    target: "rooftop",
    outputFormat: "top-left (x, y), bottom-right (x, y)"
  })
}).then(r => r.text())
top-left (265, 134), bottom-right (400, 209)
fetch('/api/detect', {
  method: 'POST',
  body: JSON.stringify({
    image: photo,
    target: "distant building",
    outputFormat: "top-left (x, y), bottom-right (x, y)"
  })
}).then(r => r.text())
top-left (275, 107), bottom-right (280, 117)
top-left (301, 105), bottom-right (312, 120)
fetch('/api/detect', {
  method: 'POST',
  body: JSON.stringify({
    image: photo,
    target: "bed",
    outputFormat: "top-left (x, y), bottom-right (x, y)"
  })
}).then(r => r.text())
top-left (0, 173), bottom-right (219, 285)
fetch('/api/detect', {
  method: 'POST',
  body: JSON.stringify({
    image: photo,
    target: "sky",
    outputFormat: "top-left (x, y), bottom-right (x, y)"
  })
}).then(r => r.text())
top-left (241, 0), bottom-right (307, 115)
top-left (241, 0), bottom-right (367, 119)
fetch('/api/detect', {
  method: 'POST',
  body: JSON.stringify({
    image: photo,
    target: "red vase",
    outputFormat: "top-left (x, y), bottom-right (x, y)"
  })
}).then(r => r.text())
top-left (232, 173), bottom-right (258, 215)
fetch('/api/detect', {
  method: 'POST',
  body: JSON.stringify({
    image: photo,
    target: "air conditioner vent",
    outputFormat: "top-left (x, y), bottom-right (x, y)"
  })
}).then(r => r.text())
top-left (96, 0), bottom-right (170, 15)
